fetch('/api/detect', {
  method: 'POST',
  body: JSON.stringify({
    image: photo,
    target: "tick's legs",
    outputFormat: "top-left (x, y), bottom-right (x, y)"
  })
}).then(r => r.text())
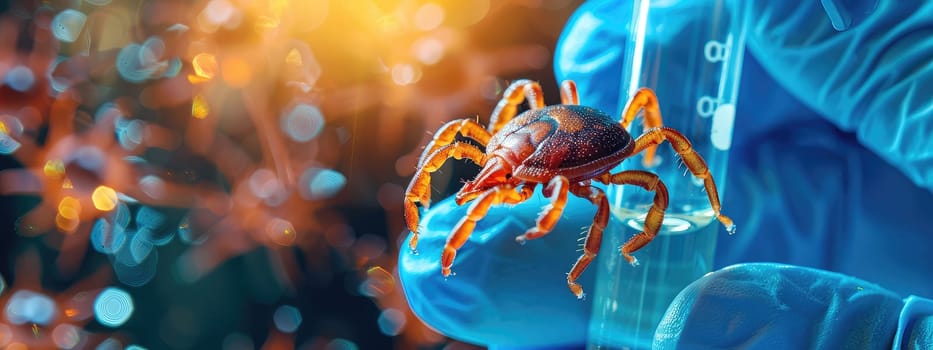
top-left (596, 171), bottom-right (669, 265)
top-left (404, 142), bottom-right (487, 251)
top-left (442, 185), bottom-right (533, 276)
top-left (620, 88), bottom-right (664, 130)
top-left (488, 79), bottom-right (545, 134)
top-left (560, 80), bottom-right (579, 105)
top-left (619, 88), bottom-right (664, 167)
top-left (418, 118), bottom-right (492, 168)
top-left (515, 176), bottom-right (569, 244)
top-left (566, 183), bottom-right (609, 299)
top-left (633, 127), bottom-right (736, 233)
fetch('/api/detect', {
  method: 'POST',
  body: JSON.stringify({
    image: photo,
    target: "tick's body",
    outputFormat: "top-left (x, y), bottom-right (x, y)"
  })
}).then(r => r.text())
top-left (489, 105), bottom-right (633, 183)
top-left (404, 79), bottom-right (735, 298)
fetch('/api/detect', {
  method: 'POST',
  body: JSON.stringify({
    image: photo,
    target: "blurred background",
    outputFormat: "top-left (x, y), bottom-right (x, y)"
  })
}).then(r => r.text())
top-left (0, 0), bottom-right (582, 348)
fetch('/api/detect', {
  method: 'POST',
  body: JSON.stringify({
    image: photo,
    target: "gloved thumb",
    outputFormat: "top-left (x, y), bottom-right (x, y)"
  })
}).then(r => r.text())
top-left (743, 1), bottom-right (933, 192)
top-left (654, 263), bottom-right (933, 349)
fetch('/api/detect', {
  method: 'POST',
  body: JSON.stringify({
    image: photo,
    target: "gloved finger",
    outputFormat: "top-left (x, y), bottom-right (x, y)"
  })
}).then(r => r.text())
top-left (398, 193), bottom-right (598, 348)
top-left (819, 0), bottom-right (880, 30)
top-left (653, 263), bottom-right (933, 349)
top-left (715, 120), bottom-right (933, 298)
top-left (554, 0), bottom-right (629, 115)
top-left (743, 1), bottom-right (933, 192)
top-left (554, 0), bottom-right (820, 156)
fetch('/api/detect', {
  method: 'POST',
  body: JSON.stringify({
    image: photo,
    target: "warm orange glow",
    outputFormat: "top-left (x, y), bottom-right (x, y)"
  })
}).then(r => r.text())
top-left (285, 48), bottom-right (302, 67)
top-left (61, 178), bottom-right (73, 189)
top-left (44, 159), bottom-right (65, 178)
top-left (0, 120), bottom-right (8, 134)
top-left (192, 94), bottom-right (210, 119)
top-left (255, 15), bottom-right (280, 29)
top-left (199, 0), bottom-right (238, 30)
top-left (287, 0), bottom-right (327, 31)
top-left (266, 217), bottom-right (296, 246)
top-left (64, 308), bottom-right (79, 318)
top-left (221, 57), bottom-right (252, 87)
top-left (391, 64), bottom-right (421, 85)
top-left (378, 14), bottom-right (402, 33)
top-left (191, 53), bottom-right (218, 80)
top-left (56, 197), bottom-right (82, 232)
top-left (252, 0), bottom-right (285, 30)
top-left (414, 3), bottom-right (445, 31)
top-left (452, 0), bottom-right (490, 26)
top-left (269, 0), bottom-right (288, 18)
top-left (412, 37), bottom-right (445, 65)
top-left (58, 196), bottom-right (81, 219)
top-left (91, 185), bottom-right (118, 211)
top-left (0, 324), bottom-right (9, 346)
top-left (56, 213), bottom-right (80, 233)
top-left (187, 74), bottom-right (210, 84)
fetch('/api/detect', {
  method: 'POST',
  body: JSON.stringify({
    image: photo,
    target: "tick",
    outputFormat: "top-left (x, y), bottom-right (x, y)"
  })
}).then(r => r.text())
top-left (404, 79), bottom-right (735, 298)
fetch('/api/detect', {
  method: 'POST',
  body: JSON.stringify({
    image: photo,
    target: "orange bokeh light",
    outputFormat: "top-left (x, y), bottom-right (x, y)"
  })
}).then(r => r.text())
top-left (266, 218), bottom-right (297, 246)
top-left (58, 196), bottom-right (81, 220)
top-left (191, 53), bottom-right (218, 80)
top-left (44, 159), bottom-right (65, 178)
top-left (285, 48), bottom-right (302, 67)
top-left (91, 185), bottom-right (118, 211)
top-left (221, 57), bottom-right (252, 87)
top-left (192, 94), bottom-right (210, 119)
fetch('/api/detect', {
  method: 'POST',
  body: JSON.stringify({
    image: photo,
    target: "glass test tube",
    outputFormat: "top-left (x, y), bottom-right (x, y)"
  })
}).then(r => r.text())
top-left (586, 0), bottom-right (746, 349)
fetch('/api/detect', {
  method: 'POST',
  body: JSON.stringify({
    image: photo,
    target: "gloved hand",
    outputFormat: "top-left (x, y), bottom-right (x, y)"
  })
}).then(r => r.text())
top-left (655, 263), bottom-right (933, 349)
top-left (399, 0), bottom-right (933, 348)
top-left (399, 192), bottom-right (598, 349)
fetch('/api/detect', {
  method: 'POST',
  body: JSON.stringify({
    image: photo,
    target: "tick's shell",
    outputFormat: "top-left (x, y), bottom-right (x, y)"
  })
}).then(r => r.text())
top-left (488, 104), bottom-right (634, 182)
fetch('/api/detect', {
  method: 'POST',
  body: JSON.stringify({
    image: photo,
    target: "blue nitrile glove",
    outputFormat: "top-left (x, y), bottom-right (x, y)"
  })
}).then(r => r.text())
top-left (557, 0), bottom-right (933, 190)
top-left (399, 0), bottom-right (933, 348)
top-left (655, 263), bottom-right (933, 349)
top-left (399, 192), bottom-right (597, 349)
top-left (555, 0), bottom-right (933, 295)
top-left (741, 1), bottom-right (933, 192)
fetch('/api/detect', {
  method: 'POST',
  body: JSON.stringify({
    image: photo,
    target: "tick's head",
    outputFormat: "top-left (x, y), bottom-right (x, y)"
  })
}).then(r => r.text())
top-left (456, 156), bottom-right (516, 205)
